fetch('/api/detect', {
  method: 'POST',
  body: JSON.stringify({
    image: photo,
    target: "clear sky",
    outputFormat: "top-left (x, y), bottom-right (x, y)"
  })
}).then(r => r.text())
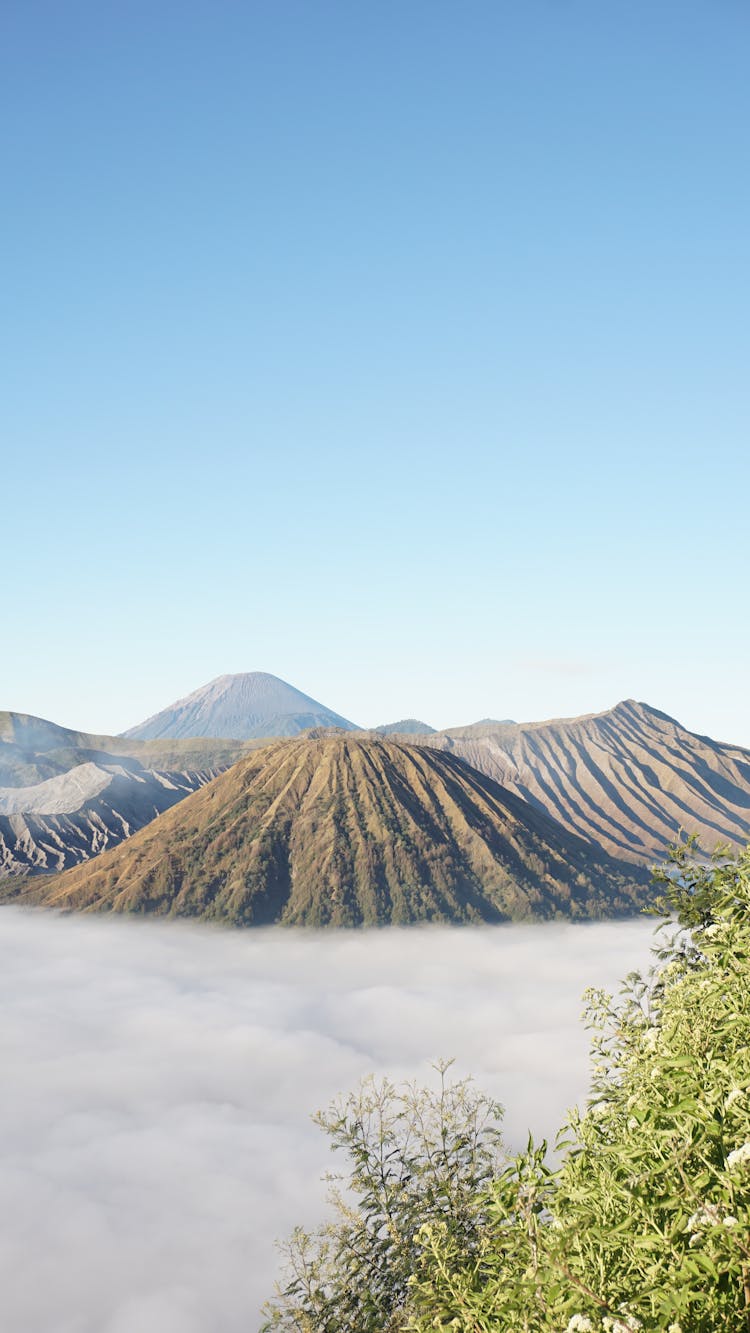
top-left (3, 1), bottom-right (748, 742)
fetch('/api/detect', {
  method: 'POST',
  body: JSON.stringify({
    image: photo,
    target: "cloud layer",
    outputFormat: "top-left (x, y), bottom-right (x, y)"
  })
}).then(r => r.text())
top-left (0, 909), bottom-right (656, 1332)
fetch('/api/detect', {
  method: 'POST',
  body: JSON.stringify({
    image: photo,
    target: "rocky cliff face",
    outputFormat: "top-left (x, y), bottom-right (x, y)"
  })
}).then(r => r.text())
top-left (7, 735), bottom-right (649, 925)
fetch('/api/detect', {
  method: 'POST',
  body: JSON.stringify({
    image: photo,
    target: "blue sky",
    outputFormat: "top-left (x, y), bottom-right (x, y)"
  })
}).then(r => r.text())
top-left (3, 1), bottom-right (748, 740)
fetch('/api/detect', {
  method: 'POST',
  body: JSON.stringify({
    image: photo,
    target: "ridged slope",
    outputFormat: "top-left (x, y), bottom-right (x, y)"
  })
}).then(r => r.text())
top-left (0, 767), bottom-right (222, 876)
top-left (423, 700), bottom-right (750, 863)
top-left (121, 672), bottom-right (358, 740)
top-left (0, 712), bottom-right (258, 877)
top-left (8, 736), bottom-right (648, 926)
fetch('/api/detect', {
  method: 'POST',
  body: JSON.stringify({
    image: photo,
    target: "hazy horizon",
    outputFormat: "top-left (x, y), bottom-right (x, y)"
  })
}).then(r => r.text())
top-left (4, 673), bottom-right (748, 753)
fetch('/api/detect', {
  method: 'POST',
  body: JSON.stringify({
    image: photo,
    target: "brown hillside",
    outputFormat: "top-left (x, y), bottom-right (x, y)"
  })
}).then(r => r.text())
top-left (5, 735), bottom-right (649, 926)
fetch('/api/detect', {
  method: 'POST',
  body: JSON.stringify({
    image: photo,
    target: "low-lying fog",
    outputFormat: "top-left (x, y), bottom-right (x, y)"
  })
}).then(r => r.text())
top-left (0, 908), bottom-right (656, 1332)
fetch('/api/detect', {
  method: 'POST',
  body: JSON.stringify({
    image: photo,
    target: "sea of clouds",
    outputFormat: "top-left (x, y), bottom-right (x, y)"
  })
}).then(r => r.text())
top-left (0, 908), bottom-right (657, 1332)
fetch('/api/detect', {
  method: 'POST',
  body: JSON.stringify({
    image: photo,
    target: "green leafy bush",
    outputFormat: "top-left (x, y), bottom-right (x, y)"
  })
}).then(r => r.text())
top-left (264, 842), bottom-right (750, 1332)
top-left (261, 1063), bottom-right (505, 1331)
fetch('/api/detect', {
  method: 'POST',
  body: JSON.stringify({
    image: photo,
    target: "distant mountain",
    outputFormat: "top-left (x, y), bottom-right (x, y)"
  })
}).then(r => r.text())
top-left (373, 719), bottom-right (436, 736)
top-left (0, 711), bottom-right (255, 877)
top-left (421, 699), bottom-right (750, 864)
top-left (121, 672), bottom-right (358, 741)
top-left (0, 711), bottom-right (255, 787)
top-left (6, 698), bottom-right (750, 890)
top-left (7, 735), bottom-right (649, 926)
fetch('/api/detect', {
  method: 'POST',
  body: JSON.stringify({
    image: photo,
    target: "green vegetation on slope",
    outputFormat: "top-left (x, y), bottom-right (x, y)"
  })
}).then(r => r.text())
top-left (265, 841), bottom-right (750, 1331)
top-left (3, 735), bottom-right (648, 925)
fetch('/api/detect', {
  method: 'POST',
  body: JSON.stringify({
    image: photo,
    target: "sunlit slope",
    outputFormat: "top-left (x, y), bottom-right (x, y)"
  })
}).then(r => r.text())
top-left (8, 736), bottom-right (648, 925)
top-left (421, 699), bottom-right (750, 864)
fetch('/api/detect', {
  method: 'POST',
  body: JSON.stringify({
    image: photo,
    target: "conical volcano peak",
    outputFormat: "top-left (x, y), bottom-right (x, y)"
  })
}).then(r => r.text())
top-left (121, 672), bottom-right (359, 741)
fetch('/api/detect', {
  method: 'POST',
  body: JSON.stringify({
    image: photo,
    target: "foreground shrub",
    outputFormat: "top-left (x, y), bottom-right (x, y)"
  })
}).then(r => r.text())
top-left (264, 843), bottom-right (750, 1331)
top-left (261, 1062), bottom-right (505, 1331)
top-left (411, 843), bottom-right (750, 1331)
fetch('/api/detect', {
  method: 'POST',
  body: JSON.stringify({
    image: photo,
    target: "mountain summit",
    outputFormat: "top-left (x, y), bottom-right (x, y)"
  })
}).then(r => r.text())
top-left (422, 699), bottom-right (750, 864)
top-left (121, 672), bottom-right (358, 741)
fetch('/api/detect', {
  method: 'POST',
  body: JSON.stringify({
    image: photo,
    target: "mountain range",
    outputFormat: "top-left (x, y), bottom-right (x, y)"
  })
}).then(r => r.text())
top-left (7, 734), bottom-right (648, 925)
top-left (2, 672), bottom-right (750, 923)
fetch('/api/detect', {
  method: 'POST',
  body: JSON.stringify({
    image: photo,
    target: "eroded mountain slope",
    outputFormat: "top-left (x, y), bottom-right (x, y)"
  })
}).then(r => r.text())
top-left (0, 765), bottom-right (220, 876)
top-left (7, 735), bottom-right (648, 925)
top-left (0, 712), bottom-right (258, 876)
top-left (421, 700), bottom-right (750, 863)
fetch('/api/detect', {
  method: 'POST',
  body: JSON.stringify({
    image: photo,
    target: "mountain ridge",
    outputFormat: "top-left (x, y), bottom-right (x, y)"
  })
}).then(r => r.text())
top-left (421, 698), bottom-right (750, 863)
top-left (373, 719), bottom-right (436, 736)
top-left (4, 694), bottom-right (750, 886)
top-left (5, 735), bottom-right (649, 926)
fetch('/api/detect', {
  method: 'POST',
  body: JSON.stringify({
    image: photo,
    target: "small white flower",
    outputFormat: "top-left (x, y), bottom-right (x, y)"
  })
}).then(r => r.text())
top-left (723, 1215), bottom-right (738, 1228)
top-left (668, 1324), bottom-right (683, 1333)
top-left (627, 1116), bottom-right (639, 1130)
top-left (687, 1203), bottom-right (721, 1233)
top-left (727, 1142), bottom-right (750, 1170)
top-left (703, 923), bottom-right (721, 937)
top-left (725, 1088), bottom-right (743, 1110)
top-left (643, 1028), bottom-right (659, 1050)
top-left (566, 1316), bottom-right (594, 1332)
